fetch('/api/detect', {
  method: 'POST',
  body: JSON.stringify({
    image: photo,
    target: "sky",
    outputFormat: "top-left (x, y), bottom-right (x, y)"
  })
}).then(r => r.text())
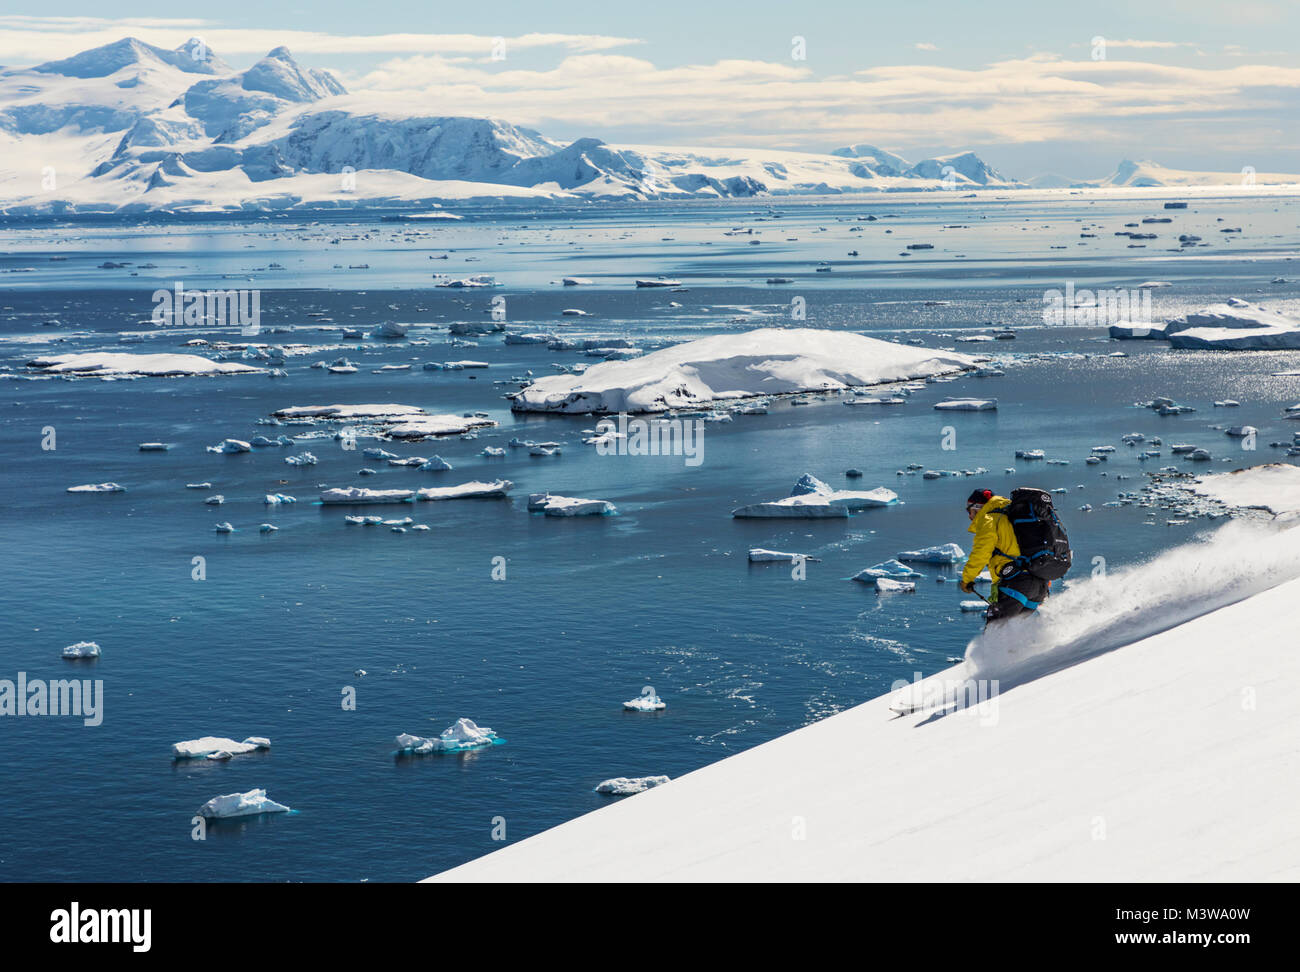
top-left (1, 0), bottom-right (1297, 180)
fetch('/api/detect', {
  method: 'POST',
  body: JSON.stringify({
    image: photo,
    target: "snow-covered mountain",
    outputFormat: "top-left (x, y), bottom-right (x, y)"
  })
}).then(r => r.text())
top-left (0, 36), bottom-right (1028, 215)
top-left (829, 144), bottom-right (1012, 185)
top-left (1095, 158), bottom-right (1300, 188)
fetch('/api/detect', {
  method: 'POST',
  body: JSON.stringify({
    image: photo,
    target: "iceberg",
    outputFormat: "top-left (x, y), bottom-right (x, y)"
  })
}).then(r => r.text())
top-left (173, 736), bottom-right (271, 759)
top-left (876, 577), bottom-right (916, 593)
top-left (595, 776), bottom-right (670, 795)
top-left (416, 480), bottom-right (513, 501)
top-left (623, 693), bottom-right (667, 712)
top-left (138, 442), bottom-right (171, 451)
top-left (527, 493), bottom-right (616, 516)
top-left (198, 788), bottom-right (292, 819)
top-left (934, 398), bottom-right (997, 411)
top-left (852, 559), bottom-right (924, 581)
top-left (28, 352), bottom-right (261, 377)
top-left (284, 452), bottom-right (317, 466)
top-left (1109, 322), bottom-right (1167, 340)
top-left (960, 600), bottom-right (989, 612)
top-left (420, 456), bottom-right (453, 471)
top-left (511, 328), bottom-right (974, 414)
top-left (749, 548), bottom-right (817, 563)
top-left (1164, 299), bottom-right (1300, 350)
top-left (898, 543), bottom-right (966, 564)
top-left (204, 495), bottom-right (225, 505)
top-left (387, 414), bottom-right (497, 438)
top-left (272, 404), bottom-right (496, 439)
top-left (396, 718), bottom-right (503, 754)
top-left (320, 487), bottom-right (414, 504)
top-left (207, 438), bottom-right (251, 454)
top-left (67, 483), bottom-right (125, 493)
top-left (214, 522), bottom-right (235, 532)
top-left (733, 474), bottom-right (898, 518)
top-left (62, 641), bottom-right (101, 658)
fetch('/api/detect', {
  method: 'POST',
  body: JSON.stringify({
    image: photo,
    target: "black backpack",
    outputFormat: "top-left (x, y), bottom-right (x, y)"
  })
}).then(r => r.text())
top-left (996, 487), bottom-right (1072, 580)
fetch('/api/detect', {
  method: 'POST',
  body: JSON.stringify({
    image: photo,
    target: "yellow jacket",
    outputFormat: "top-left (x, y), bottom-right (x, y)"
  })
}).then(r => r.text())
top-left (961, 495), bottom-right (1020, 586)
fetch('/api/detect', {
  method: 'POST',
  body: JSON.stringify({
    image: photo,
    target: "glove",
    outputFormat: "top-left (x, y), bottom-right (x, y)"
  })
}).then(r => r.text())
top-left (959, 580), bottom-right (974, 593)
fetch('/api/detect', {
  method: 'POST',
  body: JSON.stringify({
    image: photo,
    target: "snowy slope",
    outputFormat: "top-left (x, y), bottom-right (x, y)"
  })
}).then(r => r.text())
top-left (431, 518), bottom-right (1300, 881)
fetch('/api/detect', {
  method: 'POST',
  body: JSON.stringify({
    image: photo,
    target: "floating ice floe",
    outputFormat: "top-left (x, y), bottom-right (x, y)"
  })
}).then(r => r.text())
top-left (173, 736), bottom-right (271, 759)
top-left (844, 396), bottom-right (905, 406)
top-left (395, 718), bottom-right (503, 755)
top-left (259, 523), bottom-right (278, 533)
top-left (264, 493), bottom-right (296, 504)
top-left (511, 328), bottom-right (974, 414)
top-left (1165, 299), bottom-right (1300, 350)
top-left (420, 456), bottom-right (453, 471)
top-left (273, 404), bottom-right (496, 440)
top-left (595, 776), bottom-right (670, 795)
top-left (138, 442), bottom-right (170, 451)
top-left (62, 641), bottom-right (100, 658)
top-left (852, 559), bottom-right (924, 581)
top-left (207, 439), bottom-right (251, 454)
top-left (436, 274), bottom-right (496, 289)
top-left (67, 482), bottom-right (125, 493)
top-left (186, 482), bottom-right (212, 489)
top-left (732, 474), bottom-right (898, 518)
top-left (934, 398), bottom-right (997, 411)
top-left (320, 480), bottom-right (512, 504)
top-left (284, 452), bottom-right (317, 466)
top-left (204, 494), bottom-right (225, 505)
top-left (748, 548), bottom-right (818, 563)
top-left (417, 480), bottom-right (512, 501)
top-left (1109, 322), bottom-right (1167, 340)
top-left (215, 522), bottom-right (235, 533)
top-left (876, 577), bottom-right (916, 592)
top-left (198, 788), bottom-right (292, 819)
top-left (898, 543), bottom-right (965, 564)
top-left (481, 446), bottom-right (505, 457)
top-left (623, 692), bottom-right (666, 712)
top-left (959, 601), bottom-right (988, 612)
top-left (527, 493), bottom-right (616, 516)
top-left (321, 487), bottom-right (413, 504)
top-left (27, 352), bottom-right (262, 377)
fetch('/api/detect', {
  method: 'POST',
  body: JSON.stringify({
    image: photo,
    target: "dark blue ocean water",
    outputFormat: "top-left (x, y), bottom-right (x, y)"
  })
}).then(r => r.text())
top-left (1, 196), bottom-right (1298, 880)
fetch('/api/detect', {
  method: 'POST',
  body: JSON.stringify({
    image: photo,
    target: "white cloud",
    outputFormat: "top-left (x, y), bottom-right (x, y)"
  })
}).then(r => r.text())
top-left (0, 17), bottom-right (642, 62)
top-left (914, 43), bottom-right (938, 51)
top-left (343, 50), bottom-right (1300, 153)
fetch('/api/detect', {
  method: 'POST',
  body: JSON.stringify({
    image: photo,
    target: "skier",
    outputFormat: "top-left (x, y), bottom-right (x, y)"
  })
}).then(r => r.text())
top-left (958, 487), bottom-right (1067, 623)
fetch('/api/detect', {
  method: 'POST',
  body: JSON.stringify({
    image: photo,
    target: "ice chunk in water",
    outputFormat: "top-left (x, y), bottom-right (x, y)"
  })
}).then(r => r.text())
top-left (898, 543), bottom-right (965, 564)
top-left (173, 736), bottom-right (270, 759)
top-left (595, 776), bottom-right (670, 795)
top-left (198, 788), bottom-right (292, 819)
